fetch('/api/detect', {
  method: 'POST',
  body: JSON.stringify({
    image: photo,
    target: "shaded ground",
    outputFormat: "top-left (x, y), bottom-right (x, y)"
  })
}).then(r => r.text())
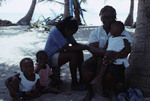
top-left (0, 25), bottom-right (95, 101)
top-left (2, 25), bottom-right (148, 101)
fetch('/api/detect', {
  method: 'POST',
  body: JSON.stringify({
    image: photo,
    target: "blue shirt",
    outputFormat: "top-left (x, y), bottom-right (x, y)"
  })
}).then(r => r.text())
top-left (44, 27), bottom-right (76, 63)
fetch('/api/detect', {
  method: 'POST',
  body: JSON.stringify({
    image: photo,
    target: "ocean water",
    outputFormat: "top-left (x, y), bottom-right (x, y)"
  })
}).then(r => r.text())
top-left (0, 12), bottom-right (135, 26)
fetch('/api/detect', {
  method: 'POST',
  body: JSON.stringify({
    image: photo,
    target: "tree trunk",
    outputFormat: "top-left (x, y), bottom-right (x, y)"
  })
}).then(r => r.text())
top-left (124, 0), bottom-right (134, 26)
top-left (63, 0), bottom-right (70, 19)
top-left (17, 0), bottom-right (36, 25)
top-left (73, 0), bottom-right (82, 25)
top-left (126, 0), bottom-right (150, 97)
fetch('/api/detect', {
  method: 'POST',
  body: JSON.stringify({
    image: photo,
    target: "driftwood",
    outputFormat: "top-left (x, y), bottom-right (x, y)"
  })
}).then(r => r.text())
top-left (44, 14), bottom-right (63, 26)
top-left (32, 14), bottom-right (63, 31)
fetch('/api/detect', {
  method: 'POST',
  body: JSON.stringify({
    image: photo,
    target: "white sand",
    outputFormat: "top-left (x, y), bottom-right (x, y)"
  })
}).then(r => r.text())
top-left (0, 25), bottom-right (94, 101)
top-left (1, 25), bottom-right (149, 101)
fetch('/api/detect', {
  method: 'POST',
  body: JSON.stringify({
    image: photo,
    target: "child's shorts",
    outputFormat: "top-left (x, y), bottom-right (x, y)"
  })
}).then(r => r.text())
top-left (103, 64), bottom-right (126, 94)
top-left (105, 64), bottom-right (125, 83)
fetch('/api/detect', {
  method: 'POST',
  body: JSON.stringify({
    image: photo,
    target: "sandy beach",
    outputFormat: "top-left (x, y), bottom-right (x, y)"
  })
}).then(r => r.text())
top-left (0, 25), bottom-right (140, 101)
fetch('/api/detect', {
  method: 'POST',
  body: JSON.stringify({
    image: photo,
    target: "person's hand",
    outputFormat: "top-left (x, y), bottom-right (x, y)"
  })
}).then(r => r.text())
top-left (103, 56), bottom-right (113, 66)
top-left (84, 44), bottom-right (89, 50)
top-left (9, 90), bottom-right (17, 98)
top-left (38, 63), bottom-right (46, 69)
top-left (25, 91), bottom-right (33, 96)
top-left (103, 51), bottom-right (118, 66)
top-left (104, 51), bottom-right (118, 61)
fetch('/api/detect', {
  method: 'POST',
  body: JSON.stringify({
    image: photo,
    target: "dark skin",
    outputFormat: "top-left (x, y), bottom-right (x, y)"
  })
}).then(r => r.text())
top-left (82, 10), bottom-right (131, 101)
top-left (55, 28), bottom-right (89, 89)
top-left (34, 52), bottom-right (71, 95)
top-left (34, 53), bottom-right (48, 74)
top-left (91, 21), bottom-right (131, 85)
top-left (5, 59), bottom-right (41, 101)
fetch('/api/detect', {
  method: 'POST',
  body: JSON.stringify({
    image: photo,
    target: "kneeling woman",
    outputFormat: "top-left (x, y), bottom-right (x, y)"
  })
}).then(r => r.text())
top-left (44, 16), bottom-right (89, 90)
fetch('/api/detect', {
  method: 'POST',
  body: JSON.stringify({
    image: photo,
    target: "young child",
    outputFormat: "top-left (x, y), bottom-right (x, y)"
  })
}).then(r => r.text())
top-left (34, 50), bottom-right (63, 94)
top-left (91, 21), bottom-right (130, 98)
top-left (5, 58), bottom-right (41, 101)
top-left (34, 50), bottom-right (53, 92)
top-left (44, 16), bottom-right (89, 90)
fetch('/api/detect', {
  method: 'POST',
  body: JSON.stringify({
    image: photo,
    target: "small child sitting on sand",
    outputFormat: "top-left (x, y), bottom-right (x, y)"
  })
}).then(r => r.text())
top-left (34, 50), bottom-right (70, 95)
top-left (5, 58), bottom-right (41, 101)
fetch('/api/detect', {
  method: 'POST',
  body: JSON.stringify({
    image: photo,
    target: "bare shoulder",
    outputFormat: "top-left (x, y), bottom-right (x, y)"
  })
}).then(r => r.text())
top-left (13, 73), bottom-right (21, 81)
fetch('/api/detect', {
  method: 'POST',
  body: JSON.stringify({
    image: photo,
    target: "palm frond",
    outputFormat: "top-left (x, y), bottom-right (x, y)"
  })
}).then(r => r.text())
top-left (79, 0), bottom-right (87, 4)
top-left (0, 0), bottom-right (6, 6)
top-left (38, 0), bottom-right (65, 5)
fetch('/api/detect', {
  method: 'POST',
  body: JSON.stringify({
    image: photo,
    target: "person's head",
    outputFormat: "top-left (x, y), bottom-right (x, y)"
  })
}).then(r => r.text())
top-left (36, 50), bottom-right (48, 65)
top-left (20, 58), bottom-right (34, 76)
top-left (99, 5), bottom-right (116, 29)
top-left (110, 21), bottom-right (125, 37)
top-left (56, 16), bottom-right (78, 37)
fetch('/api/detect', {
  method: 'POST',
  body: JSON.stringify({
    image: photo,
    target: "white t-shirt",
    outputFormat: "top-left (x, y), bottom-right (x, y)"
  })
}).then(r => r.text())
top-left (107, 36), bottom-right (129, 68)
top-left (88, 26), bottom-right (132, 48)
top-left (19, 72), bottom-right (40, 92)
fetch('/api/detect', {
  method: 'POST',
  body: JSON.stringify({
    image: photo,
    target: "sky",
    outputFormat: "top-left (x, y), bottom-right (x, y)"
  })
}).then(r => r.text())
top-left (0, 0), bottom-right (138, 26)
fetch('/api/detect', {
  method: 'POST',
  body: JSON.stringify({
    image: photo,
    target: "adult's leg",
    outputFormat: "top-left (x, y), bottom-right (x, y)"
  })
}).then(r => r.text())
top-left (77, 51), bottom-right (84, 84)
top-left (58, 51), bottom-right (82, 88)
top-left (81, 56), bottom-right (98, 101)
top-left (81, 56), bottom-right (98, 87)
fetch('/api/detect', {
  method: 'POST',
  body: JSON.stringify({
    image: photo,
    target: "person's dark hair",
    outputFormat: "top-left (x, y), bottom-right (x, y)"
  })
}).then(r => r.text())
top-left (56, 16), bottom-right (78, 34)
top-left (36, 50), bottom-right (47, 58)
top-left (20, 58), bottom-right (33, 68)
top-left (99, 5), bottom-right (116, 18)
top-left (113, 21), bottom-right (125, 33)
top-left (36, 50), bottom-right (47, 59)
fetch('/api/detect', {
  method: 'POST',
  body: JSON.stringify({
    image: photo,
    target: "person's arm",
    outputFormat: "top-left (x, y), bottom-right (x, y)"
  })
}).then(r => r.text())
top-left (5, 74), bottom-right (20, 98)
top-left (34, 64), bottom-right (42, 74)
top-left (104, 38), bottom-right (131, 61)
top-left (62, 41), bottom-right (89, 52)
top-left (116, 38), bottom-right (131, 58)
top-left (89, 42), bottom-right (106, 57)
top-left (24, 79), bottom-right (41, 100)
top-left (31, 79), bottom-right (41, 95)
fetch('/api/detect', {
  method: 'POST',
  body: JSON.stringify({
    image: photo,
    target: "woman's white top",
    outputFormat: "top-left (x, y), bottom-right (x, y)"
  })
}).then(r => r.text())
top-left (88, 26), bottom-right (132, 48)
top-left (19, 72), bottom-right (40, 92)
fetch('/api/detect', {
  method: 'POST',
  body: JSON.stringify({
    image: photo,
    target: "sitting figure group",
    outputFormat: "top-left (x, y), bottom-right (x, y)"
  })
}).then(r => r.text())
top-left (5, 5), bottom-right (132, 101)
top-left (5, 50), bottom-right (71, 101)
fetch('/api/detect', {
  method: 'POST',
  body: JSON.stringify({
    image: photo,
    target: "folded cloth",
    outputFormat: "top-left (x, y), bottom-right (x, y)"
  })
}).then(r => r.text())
top-left (118, 93), bottom-right (129, 101)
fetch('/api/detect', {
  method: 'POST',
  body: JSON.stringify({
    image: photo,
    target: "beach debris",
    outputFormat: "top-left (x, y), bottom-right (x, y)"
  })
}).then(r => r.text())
top-left (31, 14), bottom-right (63, 31)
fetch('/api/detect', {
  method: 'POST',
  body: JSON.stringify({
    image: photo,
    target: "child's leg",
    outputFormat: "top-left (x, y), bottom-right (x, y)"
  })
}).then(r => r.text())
top-left (91, 64), bottom-right (107, 84)
top-left (103, 72), bottom-right (116, 98)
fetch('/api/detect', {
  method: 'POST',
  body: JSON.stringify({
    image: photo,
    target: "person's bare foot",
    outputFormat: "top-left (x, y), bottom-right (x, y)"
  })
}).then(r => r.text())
top-left (90, 78), bottom-right (98, 85)
top-left (82, 86), bottom-right (94, 101)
